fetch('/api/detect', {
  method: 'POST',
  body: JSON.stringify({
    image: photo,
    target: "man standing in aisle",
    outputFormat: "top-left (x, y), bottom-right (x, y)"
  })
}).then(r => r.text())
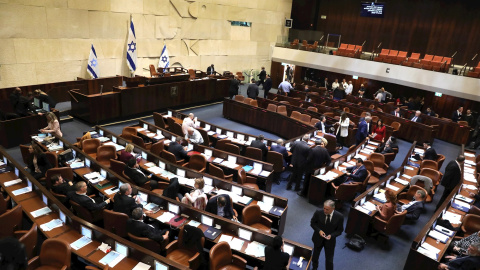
top-left (257, 67), bottom-right (266, 88)
top-left (263, 74), bottom-right (272, 98)
top-left (278, 80), bottom-right (294, 96)
top-left (247, 79), bottom-right (259, 99)
top-left (310, 200), bottom-right (344, 270)
top-left (287, 134), bottom-right (311, 191)
top-left (436, 155), bottom-right (464, 209)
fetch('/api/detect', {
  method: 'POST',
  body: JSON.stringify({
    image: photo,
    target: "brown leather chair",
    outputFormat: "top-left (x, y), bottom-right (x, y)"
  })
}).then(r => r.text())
top-left (398, 185), bottom-right (427, 205)
top-left (188, 69), bottom-right (196, 80)
top-left (310, 118), bottom-right (320, 126)
top-left (70, 200), bottom-right (104, 223)
top-left (461, 214), bottom-right (480, 237)
top-left (458, 120), bottom-right (469, 126)
top-left (250, 100), bottom-right (258, 107)
top-left (45, 167), bottom-right (74, 190)
top-left (234, 95), bottom-right (245, 102)
top-left (128, 232), bottom-right (166, 253)
top-left (208, 163), bottom-right (233, 181)
top-left (166, 226), bottom-right (205, 269)
top-left (28, 238), bottom-right (71, 270)
top-left (419, 168), bottom-right (441, 186)
top-left (172, 122), bottom-right (185, 137)
top-left (132, 134), bottom-right (152, 150)
top-left (358, 171), bottom-right (371, 193)
top-left (15, 224), bottom-right (38, 260)
top-left (166, 117), bottom-right (176, 132)
top-left (290, 111), bottom-right (301, 120)
top-left (279, 101), bottom-right (290, 105)
top-left (343, 107), bottom-right (350, 113)
top-left (384, 152), bottom-right (395, 166)
top-left (267, 151), bottom-right (285, 180)
top-left (182, 154), bottom-right (207, 172)
top-left (335, 183), bottom-right (361, 208)
top-left (0, 194), bottom-right (10, 215)
top-left (307, 106), bottom-right (318, 112)
top-left (323, 134), bottom-right (337, 155)
top-left (150, 141), bottom-right (165, 156)
top-left (0, 205), bottom-right (22, 238)
top-left (103, 209), bottom-right (129, 237)
top-left (224, 143), bottom-right (240, 155)
top-left (154, 112), bottom-right (168, 129)
top-left (369, 153), bottom-right (389, 175)
top-left (110, 159), bottom-right (126, 176)
top-left (245, 147), bottom-right (263, 161)
top-left (209, 241), bottom-right (247, 270)
top-left (372, 210), bottom-right (407, 247)
top-left (243, 98), bottom-right (253, 105)
top-left (436, 154), bottom-right (446, 169)
top-left (420, 160), bottom-right (438, 170)
top-left (119, 127), bottom-right (137, 142)
top-left (364, 160), bottom-right (380, 184)
top-left (215, 139), bottom-right (231, 151)
top-left (82, 138), bottom-right (101, 155)
top-left (20, 144), bottom-right (32, 165)
top-left (96, 145), bottom-right (117, 167)
top-left (149, 64), bottom-right (160, 77)
top-left (277, 105), bottom-right (288, 116)
top-left (152, 182), bottom-right (170, 196)
top-left (197, 128), bottom-right (212, 147)
top-left (266, 104), bottom-right (277, 112)
top-left (46, 152), bottom-right (58, 168)
top-left (242, 205), bottom-right (272, 234)
top-left (237, 169), bottom-right (259, 190)
top-left (51, 190), bottom-right (69, 206)
top-left (161, 150), bottom-right (184, 165)
top-left (299, 114), bottom-right (312, 124)
top-left (391, 121), bottom-right (401, 133)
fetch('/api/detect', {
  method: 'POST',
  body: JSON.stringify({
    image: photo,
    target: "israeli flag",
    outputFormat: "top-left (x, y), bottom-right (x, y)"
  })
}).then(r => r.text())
top-left (158, 44), bottom-right (170, 71)
top-left (126, 18), bottom-right (137, 72)
top-left (87, 44), bottom-right (99, 79)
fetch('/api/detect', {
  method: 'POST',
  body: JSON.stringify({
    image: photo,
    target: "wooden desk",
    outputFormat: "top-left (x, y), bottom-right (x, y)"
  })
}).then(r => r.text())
top-left (69, 89), bottom-right (121, 124)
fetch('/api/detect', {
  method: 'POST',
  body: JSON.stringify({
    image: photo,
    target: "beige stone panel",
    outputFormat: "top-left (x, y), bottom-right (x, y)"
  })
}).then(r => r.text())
top-left (180, 18), bottom-right (230, 40)
top-left (170, 0), bottom-right (190, 18)
top-left (169, 55), bottom-right (200, 69)
top-left (0, 4), bottom-right (48, 38)
top-left (224, 55), bottom-right (251, 73)
top-left (169, 4), bottom-right (182, 28)
top-left (194, 40), bottom-right (218, 56)
top-left (189, 40), bottom-right (199, 55)
top-left (237, 0), bottom-right (257, 9)
top-left (225, 5), bottom-right (248, 22)
top-left (95, 39), bottom-right (125, 59)
top-left (0, 0), bottom-right (8, 3)
top-left (226, 40), bottom-right (257, 56)
top-left (110, 0), bottom-right (143, 14)
top-left (165, 39), bottom-right (186, 56)
top-left (0, 63), bottom-right (38, 88)
top-left (0, 39), bottom-right (17, 64)
top-left (230, 26), bottom-right (250, 41)
top-left (46, 8), bottom-right (89, 38)
top-left (14, 0), bottom-right (66, 8)
top-left (188, 1), bottom-right (198, 18)
top-left (98, 58), bottom-right (118, 78)
top-left (62, 39), bottom-right (92, 61)
top-left (13, 38), bottom-right (63, 63)
top-left (200, 55), bottom-right (227, 72)
top-left (35, 60), bottom-right (83, 84)
top-left (277, 0), bottom-right (293, 14)
top-left (137, 39), bottom-right (164, 58)
top-left (89, 11), bottom-right (129, 39)
top-left (196, 3), bottom-right (227, 20)
top-left (257, 0), bottom-right (278, 11)
top-left (208, 0), bottom-right (236, 6)
top-left (132, 14), bottom-right (156, 39)
top-left (256, 41), bottom-right (272, 56)
top-left (155, 16), bottom-right (179, 39)
top-left (143, 0), bottom-right (169, 15)
top-left (67, 0), bottom-right (110, 11)
top-left (251, 23), bottom-right (280, 42)
top-left (263, 11), bottom-right (285, 25)
top-left (115, 57), bottom-right (130, 77)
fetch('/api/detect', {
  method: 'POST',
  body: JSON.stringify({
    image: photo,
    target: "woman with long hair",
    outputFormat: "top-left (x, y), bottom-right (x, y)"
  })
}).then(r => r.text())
top-left (336, 111), bottom-right (350, 149)
top-left (40, 112), bottom-right (62, 137)
top-left (370, 119), bottom-right (386, 142)
top-left (376, 190), bottom-right (397, 221)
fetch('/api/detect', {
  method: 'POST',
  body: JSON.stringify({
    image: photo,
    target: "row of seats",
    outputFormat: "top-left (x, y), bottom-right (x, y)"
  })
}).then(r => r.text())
top-left (289, 39), bottom-right (319, 51)
top-left (374, 50), bottom-right (452, 72)
top-left (233, 95), bottom-right (258, 106)
top-left (467, 61), bottom-right (480, 78)
top-left (334, 43), bottom-right (363, 58)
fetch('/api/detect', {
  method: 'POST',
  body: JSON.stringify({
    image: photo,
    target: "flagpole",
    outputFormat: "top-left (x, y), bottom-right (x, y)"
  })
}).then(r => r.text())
top-left (130, 14), bottom-right (135, 78)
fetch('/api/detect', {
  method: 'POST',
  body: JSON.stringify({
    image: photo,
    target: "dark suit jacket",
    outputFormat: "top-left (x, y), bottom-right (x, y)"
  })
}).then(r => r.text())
top-left (308, 146), bottom-right (331, 171)
top-left (410, 116), bottom-right (422, 123)
top-left (264, 246), bottom-right (290, 270)
top-left (258, 70), bottom-right (266, 81)
top-left (356, 120), bottom-right (369, 141)
top-left (345, 165), bottom-right (368, 183)
top-left (310, 210), bottom-right (344, 245)
top-left (391, 111), bottom-right (402, 118)
top-left (405, 201), bottom-right (424, 220)
top-left (113, 193), bottom-right (142, 217)
top-left (206, 66), bottom-right (214, 75)
top-left (423, 147), bottom-right (438, 161)
top-left (314, 121), bottom-right (333, 133)
top-left (447, 254), bottom-right (480, 270)
top-left (250, 139), bottom-right (268, 159)
top-left (247, 84), bottom-right (259, 99)
top-left (424, 110), bottom-right (436, 117)
top-left (38, 94), bottom-right (56, 108)
top-left (168, 142), bottom-right (189, 161)
top-left (270, 144), bottom-right (288, 167)
top-left (10, 93), bottom-right (34, 117)
top-left (452, 111), bottom-right (462, 122)
top-left (205, 194), bottom-right (235, 219)
top-left (51, 182), bottom-right (75, 196)
top-left (441, 160), bottom-right (462, 191)
top-left (69, 193), bottom-right (107, 212)
top-left (228, 79), bottom-right (240, 96)
top-left (27, 153), bottom-right (52, 177)
top-left (264, 78), bottom-right (272, 91)
top-left (126, 219), bottom-right (167, 243)
top-left (290, 141), bottom-right (311, 169)
top-left (124, 166), bottom-right (149, 186)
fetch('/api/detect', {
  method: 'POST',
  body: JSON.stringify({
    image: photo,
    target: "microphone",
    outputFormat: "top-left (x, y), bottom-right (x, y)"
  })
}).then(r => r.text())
top-left (100, 85), bottom-right (103, 95)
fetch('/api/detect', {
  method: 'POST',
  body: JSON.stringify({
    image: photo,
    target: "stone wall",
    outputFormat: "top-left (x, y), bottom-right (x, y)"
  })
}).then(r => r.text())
top-left (0, 0), bottom-right (292, 88)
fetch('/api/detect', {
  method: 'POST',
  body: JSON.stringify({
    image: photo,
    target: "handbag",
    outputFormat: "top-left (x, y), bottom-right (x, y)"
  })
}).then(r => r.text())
top-left (345, 234), bottom-right (366, 251)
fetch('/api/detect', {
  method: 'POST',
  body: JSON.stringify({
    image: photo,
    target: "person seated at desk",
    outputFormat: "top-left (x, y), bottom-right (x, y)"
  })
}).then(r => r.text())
top-left (375, 190), bottom-right (397, 221)
top-left (376, 136), bottom-right (398, 154)
top-left (398, 189), bottom-right (426, 220)
top-left (264, 235), bottom-right (291, 270)
top-left (69, 181), bottom-right (110, 212)
top-left (392, 107), bottom-right (402, 118)
top-left (410, 175), bottom-right (433, 195)
top-left (423, 142), bottom-right (438, 161)
top-left (250, 134), bottom-right (268, 160)
top-left (315, 116), bottom-right (333, 134)
top-left (332, 158), bottom-right (367, 189)
top-left (271, 139), bottom-right (289, 167)
top-left (438, 242), bottom-right (480, 270)
top-left (113, 183), bottom-right (144, 217)
top-left (424, 107), bottom-right (436, 117)
top-left (181, 178), bottom-right (207, 210)
top-left (119, 144), bottom-right (136, 164)
top-left (26, 143), bottom-right (52, 180)
top-left (182, 113), bottom-right (197, 135)
top-left (205, 194), bottom-right (237, 220)
top-left (51, 174), bottom-right (75, 196)
top-left (127, 208), bottom-right (169, 245)
top-left (452, 106), bottom-right (463, 122)
top-left (185, 127), bottom-right (204, 145)
top-left (9, 87), bottom-right (35, 117)
top-left (370, 119), bottom-right (386, 142)
top-left (358, 84), bottom-right (366, 98)
top-left (40, 112), bottom-right (62, 137)
top-left (168, 140), bottom-right (190, 161)
top-left (451, 232), bottom-right (480, 256)
top-left (410, 110), bottom-right (422, 123)
top-left (207, 64), bottom-right (215, 75)
top-left (124, 158), bottom-right (159, 189)
top-left (33, 89), bottom-right (56, 109)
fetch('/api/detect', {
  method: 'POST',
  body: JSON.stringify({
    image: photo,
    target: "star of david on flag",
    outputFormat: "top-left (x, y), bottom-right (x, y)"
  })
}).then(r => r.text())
top-left (158, 44), bottom-right (170, 71)
top-left (87, 44), bottom-right (100, 79)
top-left (126, 18), bottom-right (137, 72)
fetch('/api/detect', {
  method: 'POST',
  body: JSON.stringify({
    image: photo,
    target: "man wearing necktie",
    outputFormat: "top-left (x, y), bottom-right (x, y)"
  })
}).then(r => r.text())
top-left (310, 200), bottom-right (344, 270)
top-left (410, 111), bottom-right (422, 123)
top-left (314, 116), bottom-right (333, 134)
top-left (392, 107), bottom-right (402, 118)
top-left (69, 181), bottom-right (110, 212)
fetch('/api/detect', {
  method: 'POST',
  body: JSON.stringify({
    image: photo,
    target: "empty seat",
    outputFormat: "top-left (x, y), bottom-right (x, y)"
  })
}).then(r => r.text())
top-left (0, 205), bottom-right (23, 238)
top-left (166, 226), bottom-right (205, 269)
top-left (267, 103), bottom-right (277, 112)
top-left (290, 111), bottom-right (301, 120)
top-left (370, 153), bottom-right (389, 175)
top-left (96, 145), bottom-right (117, 167)
top-left (81, 138), bottom-right (101, 155)
top-left (103, 209), bottom-right (129, 237)
top-left (109, 159), bottom-right (126, 177)
top-left (208, 163), bottom-right (233, 181)
top-left (242, 205), bottom-right (272, 234)
top-left (243, 97), bottom-right (253, 104)
top-left (132, 134), bottom-right (152, 150)
top-left (182, 154), bottom-right (207, 172)
top-left (379, 49), bottom-right (389, 58)
top-left (119, 127), bottom-right (137, 142)
top-left (161, 150), bottom-right (184, 165)
top-left (234, 95), bottom-right (245, 102)
top-left (237, 169), bottom-right (259, 190)
top-left (150, 141), bottom-right (165, 156)
top-left (420, 54), bottom-right (434, 65)
top-left (277, 106), bottom-right (288, 116)
top-left (17, 224), bottom-right (38, 260)
top-left (209, 242), bottom-right (247, 270)
top-left (153, 112), bottom-right (168, 129)
top-left (245, 147), bottom-right (263, 161)
top-left (307, 106), bottom-right (318, 112)
top-left (250, 100), bottom-right (258, 107)
top-left (224, 143), bottom-right (240, 155)
top-left (28, 238), bottom-right (71, 270)
top-left (299, 114), bottom-right (311, 124)
top-left (387, 50), bottom-right (398, 59)
top-left (408, 52), bottom-right (420, 62)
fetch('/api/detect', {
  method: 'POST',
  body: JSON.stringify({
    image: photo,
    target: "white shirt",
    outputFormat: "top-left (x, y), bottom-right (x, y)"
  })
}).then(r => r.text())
top-left (182, 117), bottom-right (196, 135)
top-left (332, 82), bottom-right (339, 90)
top-left (342, 82), bottom-right (348, 90)
top-left (345, 84), bottom-right (353, 95)
top-left (337, 117), bottom-right (350, 137)
top-left (185, 128), bottom-right (204, 144)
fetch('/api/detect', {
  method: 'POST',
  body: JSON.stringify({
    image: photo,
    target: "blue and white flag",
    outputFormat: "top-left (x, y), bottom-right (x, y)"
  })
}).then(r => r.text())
top-left (158, 44), bottom-right (170, 71)
top-left (126, 18), bottom-right (137, 73)
top-left (87, 44), bottom-right (100, 79)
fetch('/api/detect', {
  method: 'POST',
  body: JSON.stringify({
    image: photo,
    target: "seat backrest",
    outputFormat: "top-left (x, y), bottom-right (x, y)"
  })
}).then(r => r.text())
top-left (423, 54), bottom-right (434, 61)
top-left (188, 154), bottom-right (207, 171)
top-left (410, 52), bottom-right (420, 59)
top-left (19, 224), bottom-right (38, 260)
top-left (458, 120), bottom-right (469, 126)
top-left (407, 185), bottom-right (428, 199)
top-left (0, 205), bottom-right (22, 238)
top-left (96, 145), bottom-right (116, 162)
top-left (237, 169), bottom-right (247, 185)
top-left (324, 134), bottom-right (337, 154)
top-left (384, 152), bottom-right (395, 166)
top-left (385, 210), bottom-right (407, 234)
top-left (242, 204), bottom-right (261, 225)
top-left (339, 43), bottom-right (348, 49)
top-left (234, 95), bottom-right (245, 102)
top-left (244, 98), bottom-right (253, 105)
top-left (267, 151), bottom-right (284, 172)
top-left (224, 143), bottom-right (240, 155)
top-left (437, 154), bottom-right (446, 168)
top-left (420, 160), bottom-right (438, 170)
top-left (149, 65), bottom-right (159, 77)
top-left (290, 111), bottom-right (301, 120)
top-left (391, 121), bottom-right (401, 131)
top-left (46, 167), bottom-right (74, 190)
top-left (388, 50), bottom-right (398, 56)
top-left (45, 152), bottom-right (58, 168)
top-left (380, 49), bottom-right (389, 55)
top-left (307, 106), bottom-right (318, 112)
top-left (120, 127), bottom-right (137, 141)
top-left (161, 150), bottom-right (177, 163)
top-left (310, 118), bottom-right (320, 125)
top-left (267, 103), bottom-right (277, 112)
top-left (432, 55), bottom-right (443, 62)
top-left (419, 168), bottom-right (441, 184)
top-left (245, 147), bottom-right (263, 161)
top-left (461, 214), bottom-right (480, 235)
top-left (131, 134), bottom-right (147, 148)
top-left (363, 160), bottom-right (375, 172)
top-left (0, 195), bottom-right (10, 215)
top-left (153, 112), bottom-right (167, 129)
top-left (209, 163), bottom-right (228, 180)
top-left (279, 101), bottom-right (290, 105)
top-left (335, 183), bottom-right (360, 201)
top-left (128, 232), bottom-right (163, 253)
top-left (370, 153), bottom-right (385, 167)
top-left (197, 128), bottom-right (211, 146)
top-left (110, 159), bottom-right (126, 176)
top-left (347, 44), bottom-right (356, 50)
top-left (150, 141), bottom-right (165, 156)
top-left (166, 117), bottom-right (176, 131)
top-left (172, 122), bottom-right (184, 137)
top-left (277, 106), bottom-right (287, 116)
top-left (70, 200), bottom-right (94, 223)
top-left (188, 69), bottom-right (195, 80)
top-left (39, 239), bottom-right (71, 268)
top-left (215, 139), bottom-right (231, 151)
top-left (19, 144), bottom-right (31, 165)
top-left (250, 100), bottom-right (258, 107)
top-left (82, 138), bottom-right (101, 155)
top-left (397, 51), bottom-right (407, 58)
top-left (103, 209), bottom-right (129, 237)
top-left (299, 114), bottom-right (311, 123)
top-left (209, 242), bottom-right (232, 270)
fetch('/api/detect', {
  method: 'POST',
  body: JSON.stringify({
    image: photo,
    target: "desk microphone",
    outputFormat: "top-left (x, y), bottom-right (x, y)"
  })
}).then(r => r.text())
top-left (100, 85), bottom-right (103, 95)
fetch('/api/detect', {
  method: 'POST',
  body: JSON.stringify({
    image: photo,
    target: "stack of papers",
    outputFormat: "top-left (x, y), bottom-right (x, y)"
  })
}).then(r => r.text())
top-left (316, 171), bottom-right (338, 181)
top-left (404, 166), bottom-right (415, 171)
top-left (234, 195), bottom-right (253, 205)
top-left (373, 193), bottom-right (387, 203)
top-left (163, 139), bottom-right (172, 145)
top-left (465, 160), bottom-right (476, 166)
top-left (402, 174), bottom-right (412, 179)
top-left (363, 201), bottom-right (377, 211)
top-left (178, 177), bottom-right (195, 187)
top-left (455, 194), bottom-right (474, 204)
top-left (414, 148), bottom-right (425, 154)
top-left (144, 162), bottom-right (155, 167)
top-left (417, 246), bottom-right (438, 260)
top-left (47, 144), bottom-right (63, 151)
top-left (12, 187), bottom-right (32, 196)
top-left (31, 207), bottom-right (52, 218)
top-left (146, 133), bottom-right (156, 138)
top-left (421, 242), bottom-right (441, 255)
top-left (154, 134), bottom-right (165, 140)
top-left (207, 131), bottom-right (216, 136)
top-left (452, 199), bottom-right (471, 212)
top-left (360, 149), bottom-right (374, 154)
top-left (0, 160), bottom-right (5, 166)
top-left (70, 161), bottom-right (84, 169)
top-left (213, 158), bottom-right (224, 164)
top-left (435, 225), bottom-right (454, 237)
top-left (219, 235), bottom-right (233, 243)
top-left (257, 201), bottom-right (273, 212)
top-left (104, 187), bottom-right (119, 195)
top-left (147, 166), bottom-right (163, 175)
top-left (395, 178), bottom-right (410, 185)
top-left (259, 170), bottom-right (271, 177)
top-left (355, 205), bottom-right (371, 215)
top-left (464, 167), bottom-right (475, 173)
top-left (386, 184), bottom-right (399, 191)
top-left (4, 179), bottom-right (22, 187)
top-left (245, 241), bottom-right (266, 257)
top-left (221, 160), bottom-right (237, 169)
top-left (137, 128), bottom-right (146, 132)
top-left (462, 184), bottom-right (477, 191)
top-left (443, 211), bottom-right (462, 224)
top-left (188, 220), bottom-right (201, 227)
top-left (99, 251), bottom-right (125, 267)
top-left (230, 238), bottom-right (245, 251)
top-left (157, 212), bottom-right (175, 223)
top-left (463, 173), bottom-right (476, 183)
top-left (40, 219), bottom-right (63, 231)
top-left (84, 172), bottom-right (104, 184)
top-left (428, 230), bottom-right (449, 243)
top-left (464, 152), bottom-right (475, 157)
top-left (97, 137), bottom-right (110, 142)
top-left (365, 145), bottom-right (376, 150)
top-left (70, 236), bottom-right (92, 250)
top-left (369, 141), bottom-right (380, 146)
top-left (132, 262), bottom-right (151, 270)
top-left (251, 167), bottom-right (262, 175)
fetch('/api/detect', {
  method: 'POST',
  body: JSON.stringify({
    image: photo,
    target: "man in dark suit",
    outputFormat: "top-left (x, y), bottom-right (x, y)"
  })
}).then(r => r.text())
top-left (310, 200), bottom-right (344, 270)
top-left (228, 75), bottom-right (240, 99)
top-left (332, 158), bottom-right (368, 188)
top-left (124, 158), bottom-right (158, 189)
top-left (452, 106), bottom-right (463, 122)
top-left (9, 87), bottom-right (34, 117)
top-left (299, 139), bottom-right (331, 197)
top-left (250, 134), bottom-right (268, 160)
top-left (438, 242), bottom-right (480, 270)
top-left (113, 184), bottom-right (143, 217)
top-left (399, 189), bottom-right (426, 220)
top-left (51, 174), bottom-right (75, 196)
top-left (206, 64), bottom-right (215, 75)
top-left (257, 66), bottom-right (266, 88)
top-left (424, 107), bottom-right (436, 117)
top-left (247, 79), bottom-right (259, 99)
top-left (392, 107), bottom-right (402, 118)
top-left (356, 116), bottom-right (371, 145)
top-left (127, 208), bottom-right (169, 245)
top-left (168, 140), bottom-right (189, 161)
top-left (205, 194), bottom-right (236, 220)
top-left (69, 181), bottom-right (110, 212)
top-left (314, 116), bottom-right (333, 134)
top-left (288, 135), bottom-right (312, 191)
top-left (270, 139), bottom-right (289, 167)
top-left (410, 111), bottom-right (422, 123)
top-left (436, 155), bottom-right (464, 209)
top-left (376, 136), bottom-right (398, 154)
top-left (423, 142), bottom-right (438, 161)
top-left (263, 74), bottom-right (272, 98)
